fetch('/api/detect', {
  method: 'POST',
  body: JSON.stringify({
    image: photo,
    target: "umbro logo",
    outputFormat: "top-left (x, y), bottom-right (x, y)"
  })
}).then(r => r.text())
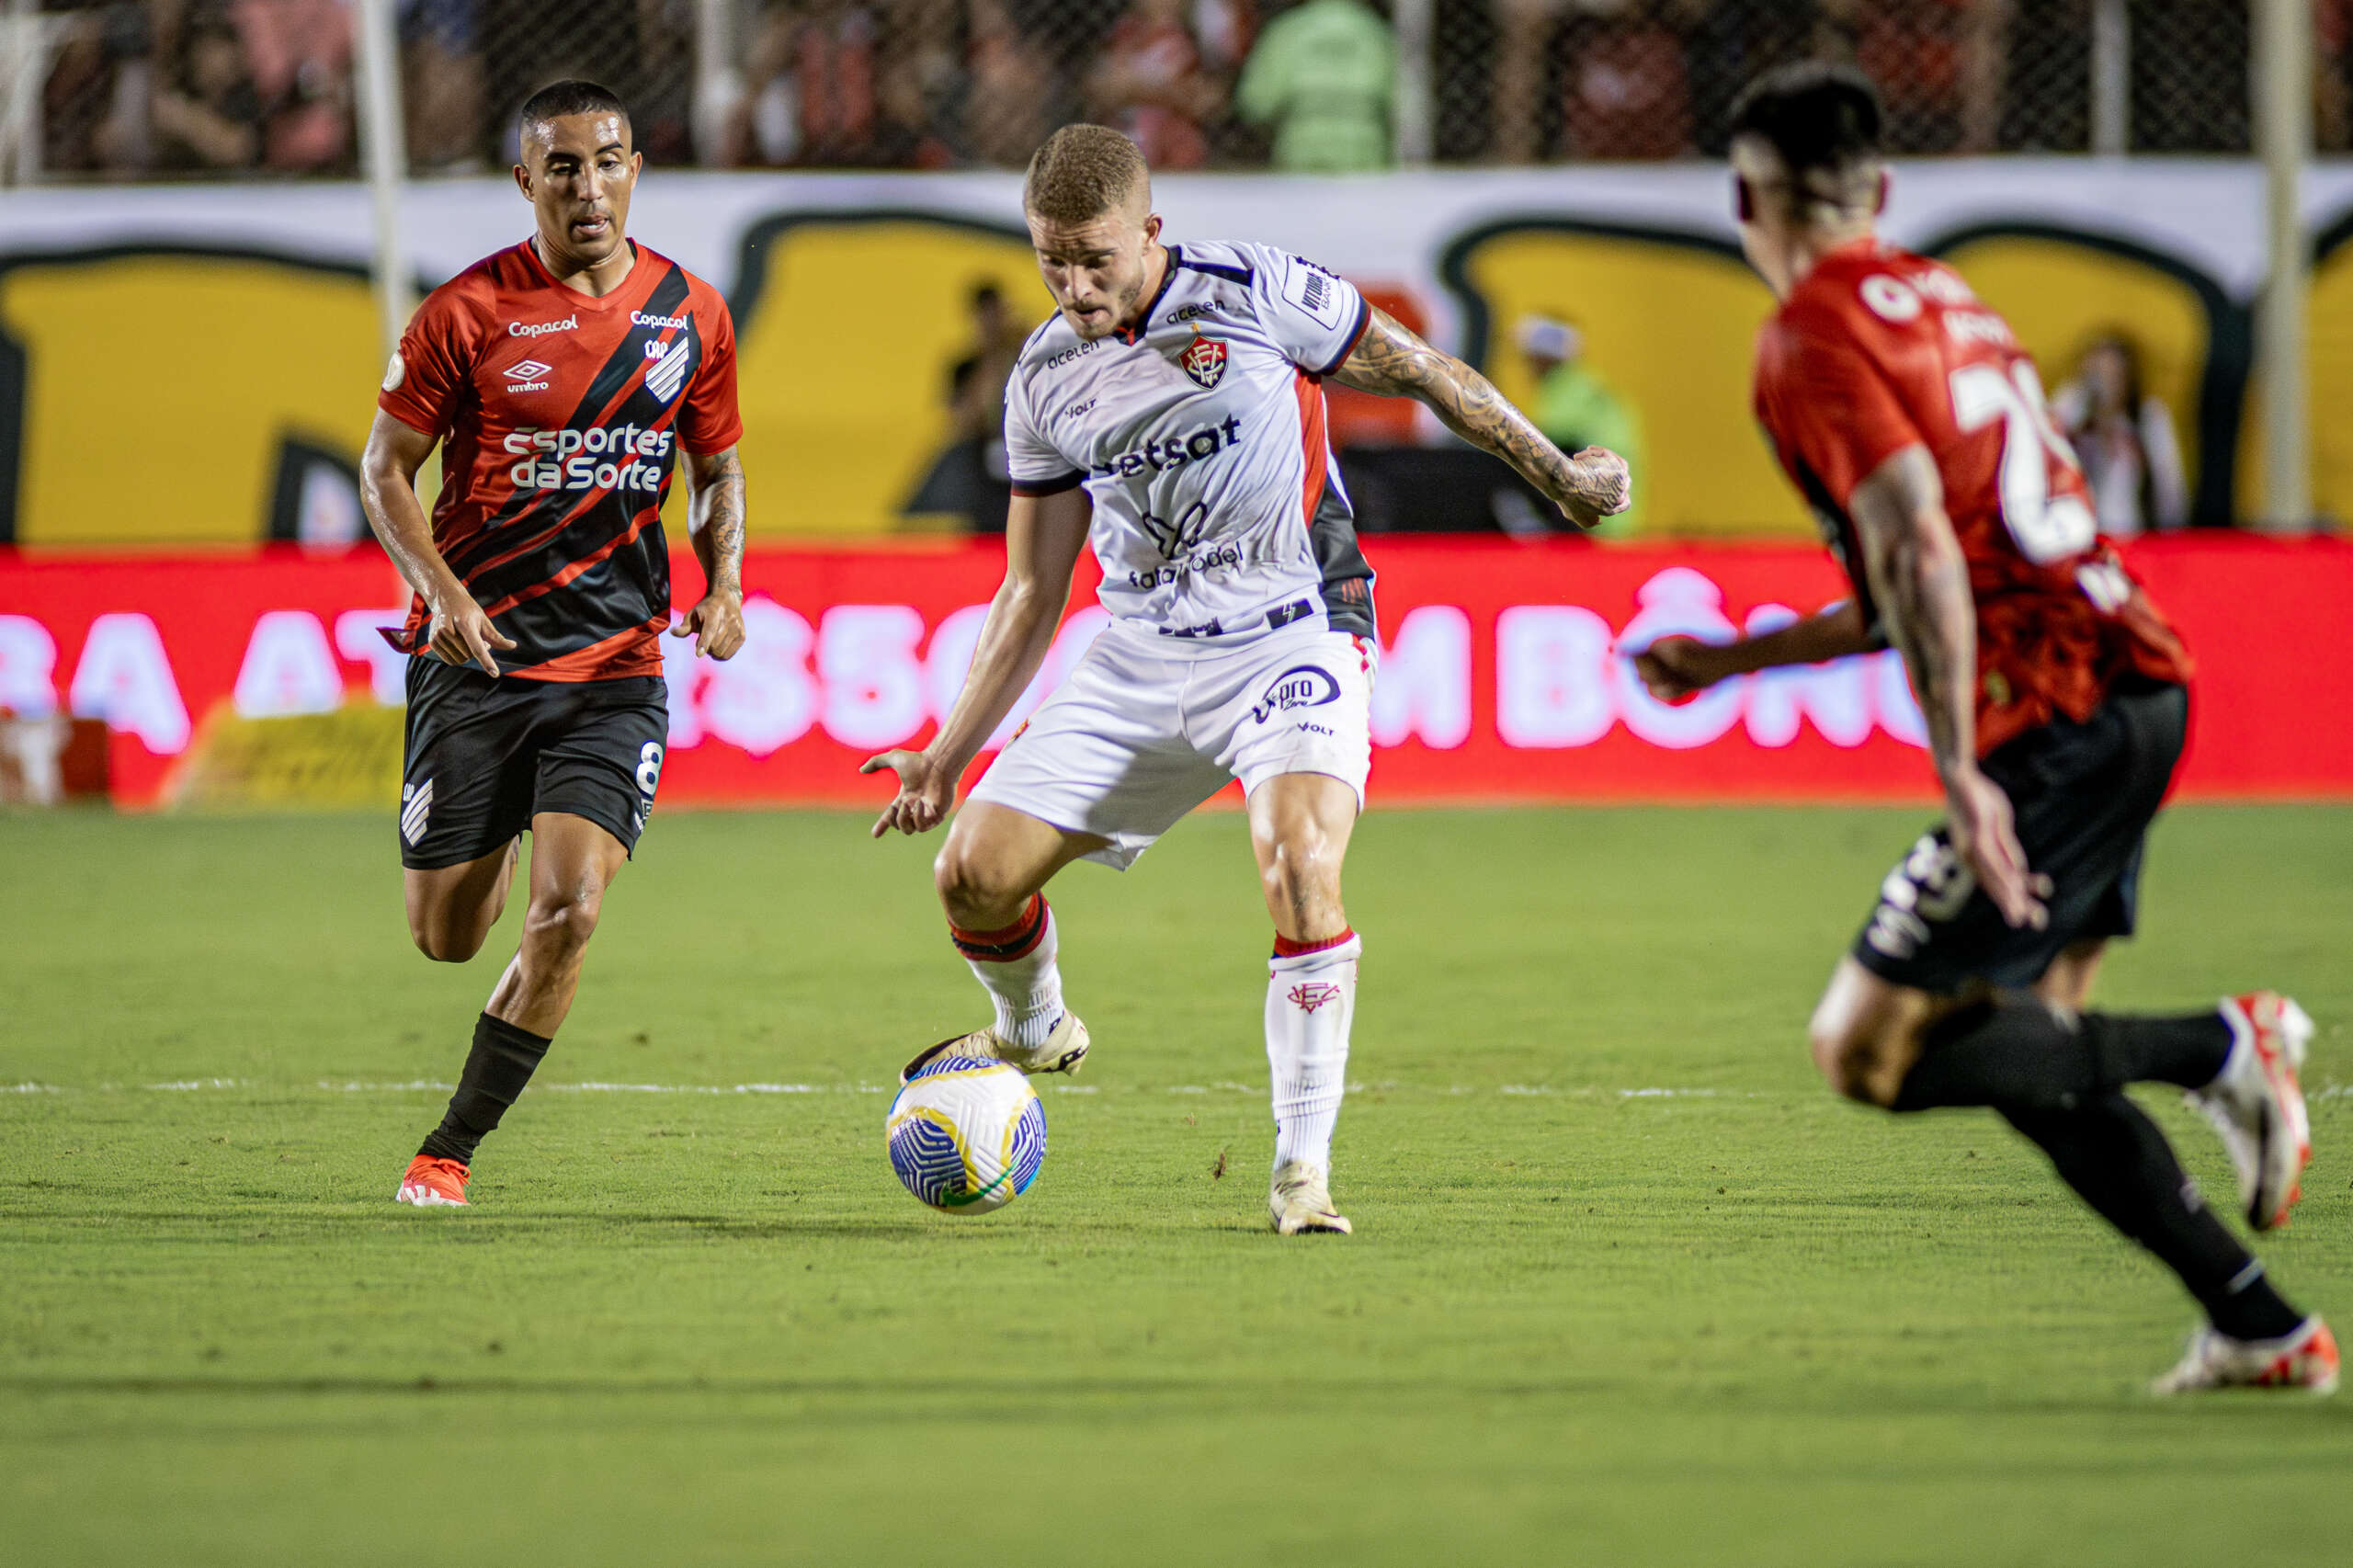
top-left (400, 778), bottom-right (433, 846)
top-left (504, 358), bottom-right (552, 392)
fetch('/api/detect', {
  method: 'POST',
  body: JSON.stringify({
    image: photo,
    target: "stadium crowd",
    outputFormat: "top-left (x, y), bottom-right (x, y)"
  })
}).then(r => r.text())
top-left (23, 0), bottom-right (2326, 179)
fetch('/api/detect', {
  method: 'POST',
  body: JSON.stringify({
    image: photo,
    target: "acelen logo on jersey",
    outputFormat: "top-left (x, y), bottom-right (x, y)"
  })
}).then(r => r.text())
top-left (504, 424), bottom-right (676, 493)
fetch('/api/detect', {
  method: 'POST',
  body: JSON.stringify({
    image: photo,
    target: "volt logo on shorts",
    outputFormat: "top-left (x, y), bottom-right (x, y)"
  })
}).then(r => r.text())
top-left (401, 778), bottom-right (433, 846)
top-left (1250, 665), bottom-right (1341, 723)
top-left (1864, 830), bottom-right (1975, 960)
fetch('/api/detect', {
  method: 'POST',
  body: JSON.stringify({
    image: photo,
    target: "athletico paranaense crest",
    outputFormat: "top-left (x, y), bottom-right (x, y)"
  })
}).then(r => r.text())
top-left (1178, 334), bottom-right (1227, 390)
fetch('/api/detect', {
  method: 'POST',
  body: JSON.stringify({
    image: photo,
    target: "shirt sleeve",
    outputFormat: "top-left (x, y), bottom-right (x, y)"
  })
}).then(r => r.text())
top-left (1758, 311), bottom-right (1927, 510)
top-left (679, 292), bottom-right (745, 454)
top-left (377, 286), bottom-right (478, 437)
top-left (1254, 248), bottom-right (1371, 378)
top-left (1003, 366), bottom-right (1082, 496)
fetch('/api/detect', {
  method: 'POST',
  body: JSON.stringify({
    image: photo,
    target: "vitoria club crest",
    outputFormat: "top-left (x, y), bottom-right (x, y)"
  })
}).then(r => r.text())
top-left (1178, 334), bottom-right (1227, 390)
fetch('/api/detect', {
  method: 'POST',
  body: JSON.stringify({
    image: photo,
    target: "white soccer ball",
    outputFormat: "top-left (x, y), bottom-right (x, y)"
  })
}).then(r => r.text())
top-left (885, 1052), bottom-right (1047, 1214)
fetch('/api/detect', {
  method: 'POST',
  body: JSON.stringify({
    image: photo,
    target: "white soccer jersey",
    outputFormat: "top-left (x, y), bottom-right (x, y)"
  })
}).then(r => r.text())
top-left (1003, 240), bottom-right (1377, 642)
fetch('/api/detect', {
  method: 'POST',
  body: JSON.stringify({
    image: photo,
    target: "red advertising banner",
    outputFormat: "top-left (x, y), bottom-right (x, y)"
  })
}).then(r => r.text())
top-left (1, 535), bottom-right (2347, 808)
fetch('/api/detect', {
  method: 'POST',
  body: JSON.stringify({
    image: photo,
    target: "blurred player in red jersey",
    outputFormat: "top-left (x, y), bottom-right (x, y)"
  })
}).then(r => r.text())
top-left (1634, 64), bottom-right (2333, 1394)
top-left (358, 81), bottom-right (747, 1209)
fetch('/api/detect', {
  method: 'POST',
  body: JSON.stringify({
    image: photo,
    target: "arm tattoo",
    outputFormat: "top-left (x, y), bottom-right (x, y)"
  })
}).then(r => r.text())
top-left (691, 449), bottom-right (745, 593)
top-left (1331, 308), bottom-right (1611, 517)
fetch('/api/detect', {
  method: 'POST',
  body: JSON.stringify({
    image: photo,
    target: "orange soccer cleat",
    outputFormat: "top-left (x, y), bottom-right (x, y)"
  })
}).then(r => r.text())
top-left (395, 1154), bottom-right (471, 1208)
top-left (2153, 1317), bottom-right (2339, 1396)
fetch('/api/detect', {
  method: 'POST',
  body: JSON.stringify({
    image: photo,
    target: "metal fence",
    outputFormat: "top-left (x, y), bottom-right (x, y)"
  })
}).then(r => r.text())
top-left (0, 0), bottom-right (2332, 180)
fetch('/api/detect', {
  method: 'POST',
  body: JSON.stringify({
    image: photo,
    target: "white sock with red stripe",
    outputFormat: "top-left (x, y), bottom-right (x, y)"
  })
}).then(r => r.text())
top-left (1267, 929), bottom-right (1360, 1171)
top-left (950, 894), bottom-right (1063, 1051)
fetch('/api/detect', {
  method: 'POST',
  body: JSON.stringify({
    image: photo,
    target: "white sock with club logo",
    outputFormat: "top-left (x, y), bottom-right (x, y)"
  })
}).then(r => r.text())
top-left (951, 894), bottom-right (1063, 1051)
top-left (1266, 930), bottom-right (1360, 1173)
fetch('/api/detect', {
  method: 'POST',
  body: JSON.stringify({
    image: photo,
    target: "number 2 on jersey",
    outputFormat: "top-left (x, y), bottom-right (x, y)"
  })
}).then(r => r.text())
top-left (1947, 360), bottom-right (2097, 564)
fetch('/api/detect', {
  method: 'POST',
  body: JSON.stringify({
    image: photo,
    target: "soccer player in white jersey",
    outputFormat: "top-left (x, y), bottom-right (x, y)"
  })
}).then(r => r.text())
top-left (864, 126), bottom-right (1630, 1233)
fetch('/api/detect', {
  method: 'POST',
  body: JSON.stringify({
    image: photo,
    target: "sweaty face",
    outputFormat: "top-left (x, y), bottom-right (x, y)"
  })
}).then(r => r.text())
top-left (1029, 203), bottom-right (1160, 341)
top-left (517, 111), bottom-right (639, 267)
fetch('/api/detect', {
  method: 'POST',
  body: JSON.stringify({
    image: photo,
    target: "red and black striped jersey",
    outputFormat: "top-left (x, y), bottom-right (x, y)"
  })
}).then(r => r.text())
top-left (378, 239), bottom-right (743, 682)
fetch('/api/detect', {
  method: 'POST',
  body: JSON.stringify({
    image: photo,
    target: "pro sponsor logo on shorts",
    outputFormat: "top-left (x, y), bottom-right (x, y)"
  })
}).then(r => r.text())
top-left (400, 778), bottom-right (433, 846)
top-left (1288, 982), bottom-right (1343, 1013)
top-left (1250, 665), bottom-right (1341, 723)
top-left (1177, 335), bottom-right (1227, 390)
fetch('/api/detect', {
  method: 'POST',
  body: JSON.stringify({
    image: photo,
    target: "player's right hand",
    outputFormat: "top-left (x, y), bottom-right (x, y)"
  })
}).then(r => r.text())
top-left (1554, 446), bottom-right (1631, 528)
top-left (1632, 635), bottom-right (1719, 703)
top-left (861, 748), bottom-right (955, 838)
top-left (427, 595), bottom-right (517, 676)
top-left (1945, 765), bottom-right (2052, 930)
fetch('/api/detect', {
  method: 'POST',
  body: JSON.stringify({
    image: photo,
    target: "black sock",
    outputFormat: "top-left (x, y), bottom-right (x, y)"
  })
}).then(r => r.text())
top-left (1891, 996), bottom-right (2098, 1112)
top-left (2001, 1094), bottom-right (2305, 1342)
top-left (1893, 998), bottom-right (2235, 1113)
top-left (2081, 1010), bottom-right (2233, 1090)
top-left (417, 1012), bottom-right (552, 1165)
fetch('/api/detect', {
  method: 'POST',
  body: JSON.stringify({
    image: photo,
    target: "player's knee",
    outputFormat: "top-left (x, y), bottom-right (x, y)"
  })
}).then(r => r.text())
top-left (933, 841), bottom-right (1022, 929)
top-left (1808, 1018), bottom-right (1902, 1108)
top-left (1260, 831), bottom-right (1342, 927)
top-left (524, 882), bottom-right (603, 954)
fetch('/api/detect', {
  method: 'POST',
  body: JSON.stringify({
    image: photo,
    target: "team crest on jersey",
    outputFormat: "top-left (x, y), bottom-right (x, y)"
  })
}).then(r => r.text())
top-left (1177, 334), bottom-right (1227, 390)
top-left (644, 336), bottom-right (692, 404)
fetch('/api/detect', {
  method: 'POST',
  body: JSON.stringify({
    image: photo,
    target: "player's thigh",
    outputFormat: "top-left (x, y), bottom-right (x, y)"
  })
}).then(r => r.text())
top-left (399, 655), bottom-right (538, 883)
top-left (529, 676), bottom-right (670, 864)
top-left (523, 810), bottom-right (631, 931)
top-left (2035, 938), bottom-right (2109, 1012)
top-left (936, 801), bottom-right (1110, 919)
top-left (965, 627), bottom-right (1226, 872)
top-left (404, 840), bottom-right (519, 960)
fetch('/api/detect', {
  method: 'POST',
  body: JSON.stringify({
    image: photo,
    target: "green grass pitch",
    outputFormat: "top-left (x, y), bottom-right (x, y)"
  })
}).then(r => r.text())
top-left (4, 802), bottom-right (2351, 1564)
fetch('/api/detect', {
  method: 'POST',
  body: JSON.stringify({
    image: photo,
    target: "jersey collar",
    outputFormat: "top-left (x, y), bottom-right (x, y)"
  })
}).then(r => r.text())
top-left (519, 235), bottom-right (649, 308)
top-left (1116, 243), bottom-right (1179, 346)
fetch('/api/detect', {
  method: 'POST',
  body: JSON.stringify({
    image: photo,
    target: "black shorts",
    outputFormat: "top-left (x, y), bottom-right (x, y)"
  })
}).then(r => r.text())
top-left (398, 659), bottom-right (669, 870)
top-left (1850, 679), bottom-right (2188, 994)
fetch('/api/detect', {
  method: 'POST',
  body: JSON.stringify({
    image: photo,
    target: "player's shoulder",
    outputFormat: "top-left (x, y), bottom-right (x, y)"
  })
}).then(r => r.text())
top-left (411, 243), bottom-right (529, 335)
top-left (1010, 308), bottom-right (1086, 380)
top-left (1779, 241), bottom-right (1961, 341)
top-left (635, 242), bottom-right (733, 324)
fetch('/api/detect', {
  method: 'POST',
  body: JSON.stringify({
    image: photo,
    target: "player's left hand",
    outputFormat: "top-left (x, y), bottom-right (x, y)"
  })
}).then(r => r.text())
top-left (1552, 446), bottom-right (1631, 528)
top-left (671, 590), bottom-right (745, 661)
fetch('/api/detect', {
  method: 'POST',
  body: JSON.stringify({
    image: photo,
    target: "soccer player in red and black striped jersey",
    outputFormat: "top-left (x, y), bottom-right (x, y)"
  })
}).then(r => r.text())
top-left (358, 80), bottom-right (746, 1209)
top-left (1635, 64), bottom-right (2332, 1393)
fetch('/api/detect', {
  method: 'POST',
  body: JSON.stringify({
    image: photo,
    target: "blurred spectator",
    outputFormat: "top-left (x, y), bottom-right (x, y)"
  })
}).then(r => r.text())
top-left (904, 281), bottom-right (1027, 531)
top-left (231, 0), bottom-right (354, 171)
top-left (1518, 312), bottom-right (1642, 535)
top-left (1821, 0), bottom-right (2002, 153)
top-left (2052, 333), bottom-right (2188, 538)
top-left (1558, 0), bottom-right (1691, 158)
top-left (1234, 0), bottom-right (1393, 172)
top-left (1086, 0), bottom-right (1218, 170)
top-left (400, 0), bottom-right (485, 171)
top-left (727, 0), bottom-right (949, 167)
top-left (153, 10), bottom-right (265, 170)
top-left (964, 0), bottom-right (1056, 165)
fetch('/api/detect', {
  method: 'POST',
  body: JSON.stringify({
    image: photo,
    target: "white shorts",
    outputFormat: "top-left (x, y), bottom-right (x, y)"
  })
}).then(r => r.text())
top-left (968, 619), bottom-right (1377, 869)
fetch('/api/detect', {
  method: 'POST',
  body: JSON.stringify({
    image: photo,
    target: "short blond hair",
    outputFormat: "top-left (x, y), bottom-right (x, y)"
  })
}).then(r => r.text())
top-left (1023, 124), bottom-right (1150, 226)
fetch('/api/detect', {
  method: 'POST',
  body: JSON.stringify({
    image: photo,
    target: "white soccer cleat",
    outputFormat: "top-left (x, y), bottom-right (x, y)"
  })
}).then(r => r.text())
top-left (899, 1011), bottom-right (1090, 1085)
top-left (2187, 992), bottom-right (2313, 1232)
top-left (2151, 1316), bottom-right (2339, 1396)
top-left (1268, 1160), bottom-right (1351, 1235)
